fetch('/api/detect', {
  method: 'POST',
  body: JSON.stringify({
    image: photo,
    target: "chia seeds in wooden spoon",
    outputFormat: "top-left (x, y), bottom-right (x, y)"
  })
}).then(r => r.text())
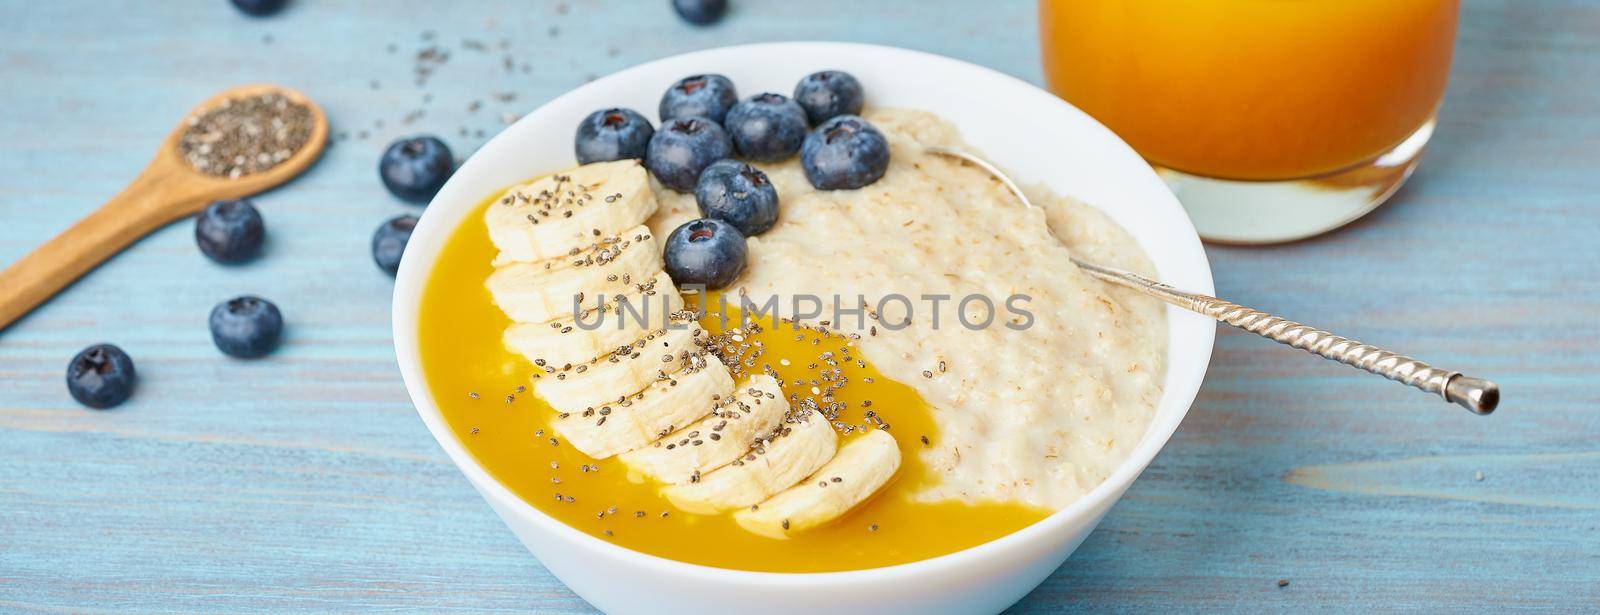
top-left (178, 92), bottom-right (313, 179)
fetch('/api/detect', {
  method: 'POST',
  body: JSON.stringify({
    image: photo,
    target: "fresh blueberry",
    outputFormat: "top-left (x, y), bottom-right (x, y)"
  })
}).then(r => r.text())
top-left (372, 215), bottom-right (418, 276)
top-left (801, 115), bottom-right (890, 190)
top-left (793, 70), bottom-right (865, 125)
top-left (575, 108), bottom-right (655, 164)
top-left (231, 0), bottom-right (287, 17)
top-left (194, 199), bottom-right (265, 264)
top-left (209, 296), bottom-right (284, 359)
top-left (646, 116), bottom-right (733, 192)
top-left (659, 74), bottom-right (738, 124)
top-left (66, 344), bottom-right (136, 409)
top-left (664, 218), bottom-right (747, 290)
top-left (671, 0), bottom-right (727, 25)
top-left (379, 136), bottom-right (454, 204)
top-left (723, 93), bottom-right (809, 162)
top-left (695, 160), bottom-right (778, 236)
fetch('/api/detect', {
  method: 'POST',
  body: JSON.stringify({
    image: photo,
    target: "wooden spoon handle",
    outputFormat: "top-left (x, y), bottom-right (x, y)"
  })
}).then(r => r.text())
top-left (0, 170), bottom-right (191, 331)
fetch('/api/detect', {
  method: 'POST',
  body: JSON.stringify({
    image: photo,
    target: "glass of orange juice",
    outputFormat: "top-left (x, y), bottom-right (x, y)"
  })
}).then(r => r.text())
top-left (1039, 0), bottom-right (1459, 243)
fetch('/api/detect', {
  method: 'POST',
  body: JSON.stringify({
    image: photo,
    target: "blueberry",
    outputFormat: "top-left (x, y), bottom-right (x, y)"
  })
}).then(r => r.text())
top-left (66, 344), bottom-right (136, 409)
top-left (671, 0), bottom-right (727, 25)
top-left (723, 93), bottom-right (809, 162)
top-left (664, 218), bottom-right (747, 290)
top-left (575, 108), bottom-right (654, 165)
top-left (793, 70), bottom-right (865, 125)
top-left (231, 0), bottom-right (287, 17)
top-left (801, 115), bottom-right (890, 190)
top-left (194, 199), bottom-right (265, 264)
top-left (209, 296), bottom-right (284, 359)
top-left (659, 74), bottom-right (738, 124)
top-left (695, 160), bottom-right (778, 236)
top-left (379, 136), bottom-right (454, 204)
top-left (373, 215), bottom-right (418, 276)
top-left (646, 117), bottom-right (733, 192)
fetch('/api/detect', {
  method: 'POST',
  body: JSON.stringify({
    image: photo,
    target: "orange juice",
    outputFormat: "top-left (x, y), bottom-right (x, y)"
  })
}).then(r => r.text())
top-left (1040, 0), bottom-right (1458, 181)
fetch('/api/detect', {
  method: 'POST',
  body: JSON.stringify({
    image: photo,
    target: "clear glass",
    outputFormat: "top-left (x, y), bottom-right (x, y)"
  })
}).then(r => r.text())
top-left (1039, 0), bottom-right (1460, 243)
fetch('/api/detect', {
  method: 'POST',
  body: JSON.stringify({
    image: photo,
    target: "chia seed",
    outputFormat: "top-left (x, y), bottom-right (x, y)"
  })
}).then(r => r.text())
top-left (178, 92), bottom-right (313, 179)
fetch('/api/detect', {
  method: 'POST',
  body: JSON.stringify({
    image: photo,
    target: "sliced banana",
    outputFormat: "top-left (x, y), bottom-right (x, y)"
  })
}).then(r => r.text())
top-left (503, 271), bottom-right (684, 368)
top-left (550, 355), bottom-right (735, 459)
top-left (483, 160), bottom-right (907, 539)
top-left (485, 159), bottom-right (657, 264)
top-left (662, 410), bottom-right (838, 515)
top-left (734, 430), bottom-right (901, 539)
top-left (486, 225), bottom-right (660, 324)
top-left (533, 324), bottom-right (709, 412)
top-left (620, 375), bottom-right (788, 484)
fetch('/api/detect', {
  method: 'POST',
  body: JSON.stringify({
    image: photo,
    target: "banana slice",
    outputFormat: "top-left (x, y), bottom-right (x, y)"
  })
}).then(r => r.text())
top-left (620, 376), bottom-right (788, 484)
top-left (533, 324), bottom-right (709, 412)
top-left (485, 159), bottom-right (657, 264)
top-left (486, 225), bottom-right (660, 324)
top-left (662, 410), bottom-right (837, 515)
top-left (503, 271), bottom-right (684, 368)
top-left (550, 355), bottom-right (735, 459)
top-left (734, 430), bottom-right (901, 539)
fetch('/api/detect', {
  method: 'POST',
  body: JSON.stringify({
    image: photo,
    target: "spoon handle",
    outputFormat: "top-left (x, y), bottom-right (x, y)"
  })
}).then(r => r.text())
top-left (921, 145), bottom-right (1498, 415)
top-left (1070, 258), bottom-right (1499, 414)
top-left (0, 170), bottom-right (184, 332)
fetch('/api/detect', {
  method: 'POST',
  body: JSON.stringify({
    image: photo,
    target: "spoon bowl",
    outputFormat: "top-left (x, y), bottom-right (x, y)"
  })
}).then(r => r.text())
top-left (0, 83), bottom-right (327, 331)
top-left (153, 83), bottom-right (329, 215)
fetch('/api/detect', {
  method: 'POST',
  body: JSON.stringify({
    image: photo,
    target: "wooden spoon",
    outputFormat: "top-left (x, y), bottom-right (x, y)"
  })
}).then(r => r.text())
top-left (0, 83), bottom-right (327, 332)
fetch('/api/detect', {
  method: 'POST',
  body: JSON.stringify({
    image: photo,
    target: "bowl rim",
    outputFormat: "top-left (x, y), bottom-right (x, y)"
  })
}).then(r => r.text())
top-left (393, 41), bottom-right (1215, 585)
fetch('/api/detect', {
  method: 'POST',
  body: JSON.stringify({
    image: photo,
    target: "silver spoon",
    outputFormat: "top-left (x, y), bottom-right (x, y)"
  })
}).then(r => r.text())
top-left (926, 146), bottom-right (1498, 415)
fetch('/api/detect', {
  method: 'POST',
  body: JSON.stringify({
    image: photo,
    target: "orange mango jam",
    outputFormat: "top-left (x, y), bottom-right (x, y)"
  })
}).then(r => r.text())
top-left (418, 193), bottom-right (1049, 572)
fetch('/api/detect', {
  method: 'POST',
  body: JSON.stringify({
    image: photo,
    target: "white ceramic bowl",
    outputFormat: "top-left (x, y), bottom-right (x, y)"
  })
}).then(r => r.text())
top-left (395, 42), bottom-right (1214, 614)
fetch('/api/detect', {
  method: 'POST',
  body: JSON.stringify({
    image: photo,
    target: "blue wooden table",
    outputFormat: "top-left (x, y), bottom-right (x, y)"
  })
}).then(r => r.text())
top-left (2, 1), bottom-right (1597, 612)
